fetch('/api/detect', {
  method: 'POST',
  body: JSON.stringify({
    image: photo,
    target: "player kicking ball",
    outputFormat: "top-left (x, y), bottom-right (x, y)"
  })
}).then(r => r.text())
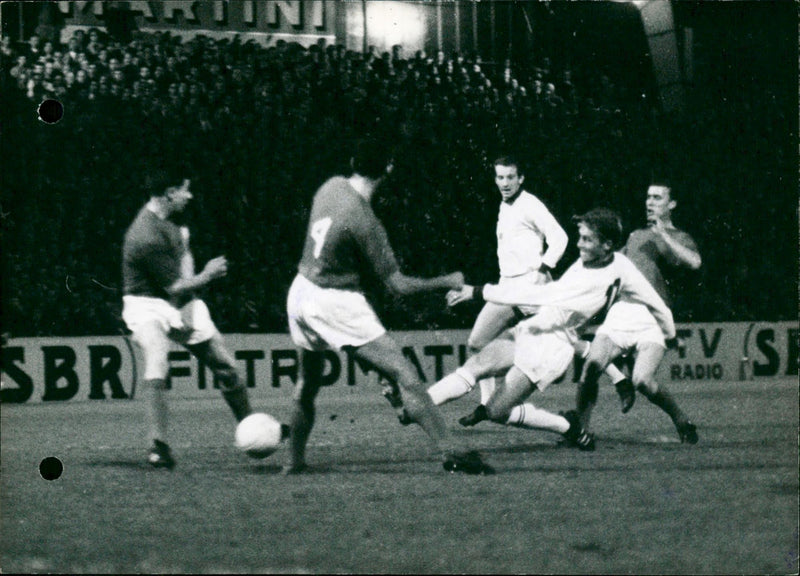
top-left (121, 172), bottom-right (280, 469)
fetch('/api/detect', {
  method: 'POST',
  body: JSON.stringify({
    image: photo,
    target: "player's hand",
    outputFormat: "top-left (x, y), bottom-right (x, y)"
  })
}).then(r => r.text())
top-left (202, 256), bottom-right (228, 280)
top-left (446, 285), bottom-right (475, 307)
top-left (536, 269), bottom-right (552, 284)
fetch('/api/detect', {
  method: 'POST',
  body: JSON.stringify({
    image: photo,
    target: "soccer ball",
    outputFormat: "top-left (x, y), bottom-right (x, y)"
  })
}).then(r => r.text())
top-left (235, 412), bottom-right (283, 459)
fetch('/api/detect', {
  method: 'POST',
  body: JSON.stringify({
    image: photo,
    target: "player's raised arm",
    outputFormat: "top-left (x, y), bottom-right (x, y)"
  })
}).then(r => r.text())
top-left (650, 221), bottom-right (702, 270)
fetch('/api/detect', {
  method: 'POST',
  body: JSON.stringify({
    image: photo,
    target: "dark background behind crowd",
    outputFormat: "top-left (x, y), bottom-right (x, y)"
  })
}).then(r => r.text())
top-left (1, 2), bottom-right (796, 338)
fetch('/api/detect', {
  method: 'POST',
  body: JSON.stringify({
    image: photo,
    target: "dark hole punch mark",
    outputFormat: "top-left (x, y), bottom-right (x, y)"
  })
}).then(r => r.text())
top-left (38, 99), bottom-right (64, 124)
top-left (39, 456), bottom-right (63, 480)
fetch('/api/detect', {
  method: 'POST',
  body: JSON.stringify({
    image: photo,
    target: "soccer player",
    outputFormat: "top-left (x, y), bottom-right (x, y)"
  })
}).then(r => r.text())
top-left (436, 208), bottom-right (676, 448)
top-left (431, 156), bottom-right (569, 426)
top-left (284, 138), bottom-right (494, 475)
top-left (122, 172), bottom-right (257, 469)
top-left (575, 182), bottom-right (701, 443)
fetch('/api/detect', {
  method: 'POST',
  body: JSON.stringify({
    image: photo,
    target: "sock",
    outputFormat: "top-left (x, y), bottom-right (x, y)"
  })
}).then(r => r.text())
top-left (640, 385), bottom-right (687, 426)
top-left (605, 363), bottom-right (627, 385)
top-left (427, 367), bottom-right (476, 406)
top-left (478, 376), bottom-right (496, 405)
top-left (218, 371), bottom-right (253, 422)
top-left (506, 403), bottom-right (570, 434)
top-left (146, 379), bottom-right (169, 445)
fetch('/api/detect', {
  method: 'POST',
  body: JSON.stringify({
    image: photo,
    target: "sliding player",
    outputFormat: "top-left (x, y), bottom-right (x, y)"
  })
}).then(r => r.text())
top-left (432, 208), bottom-right (675, 449)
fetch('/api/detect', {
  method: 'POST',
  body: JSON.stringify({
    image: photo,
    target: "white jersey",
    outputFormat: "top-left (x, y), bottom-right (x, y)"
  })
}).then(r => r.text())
top-left (496, 191), bottom-right (568, 278)
top-left (482, 252), bottom-right (676, 340)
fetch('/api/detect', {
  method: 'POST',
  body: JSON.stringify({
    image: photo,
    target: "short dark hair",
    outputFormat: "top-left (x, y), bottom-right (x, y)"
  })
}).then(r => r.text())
top-left (493, 155), bottom-right (523, 176)
top-left (650, 180), bottom-right (677, 201)
top-left (350, 137), bottom-right (393, 179)
top-left (573, 207), bottom-right (624, 249)
top-left (145, 167), bottom-right (180, 197)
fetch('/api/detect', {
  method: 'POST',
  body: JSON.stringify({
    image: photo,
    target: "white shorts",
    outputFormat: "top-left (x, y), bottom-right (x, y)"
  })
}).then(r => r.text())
top-left (595, 301), bottom-right (665, 352)
top-left (122, 295), bottom-right (219, 379)
top-left (498, 271), bottom-right (547, 317)
top-left (512, 329), bottom-right (575, 391)
top-left (287, 274), bottom-right (386, 351)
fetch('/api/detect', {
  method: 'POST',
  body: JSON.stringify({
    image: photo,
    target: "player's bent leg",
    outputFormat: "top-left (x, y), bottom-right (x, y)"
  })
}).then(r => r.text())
top-left (283, 349), bottom-right (325, 474)
top-left (485, 366), bottom-right (536, 424)
top-left (457, 335), bottom-right (516, 426)
top-left (354, 335), bottom-right (493, 474)
top-left (353, 335), bottom-right (448, 445)
top-left (632, 344), bottom-right (698, 444)
top-left (428, 336), bottom-right (514, 407)
top-left (468, 303), bottom-right (517, 405)
top-left (188, 334), bottom-right (252, 422)
top-left (577, 335), bottom-right (622, 429)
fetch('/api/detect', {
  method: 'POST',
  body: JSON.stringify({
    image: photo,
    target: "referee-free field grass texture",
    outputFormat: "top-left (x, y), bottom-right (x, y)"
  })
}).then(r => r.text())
top-left (1, 378), bottom-right (797, 573)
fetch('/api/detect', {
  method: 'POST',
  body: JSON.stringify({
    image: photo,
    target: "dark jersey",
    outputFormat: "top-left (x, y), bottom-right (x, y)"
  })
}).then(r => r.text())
top-left (624, 227), bottom-right (699, 308)
top-left (122, 206), bottom-right (184, 299)
top-left (298, 176), bottom-right (400, 291)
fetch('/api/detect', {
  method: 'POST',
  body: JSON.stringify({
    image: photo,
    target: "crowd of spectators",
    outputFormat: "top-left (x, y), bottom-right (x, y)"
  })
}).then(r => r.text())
top-left (1, 27), bottom-right (795, 337)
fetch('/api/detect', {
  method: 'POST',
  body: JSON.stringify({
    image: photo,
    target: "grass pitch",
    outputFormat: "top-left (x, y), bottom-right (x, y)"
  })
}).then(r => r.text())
top-left (1, 378), bottom-right (797, 574)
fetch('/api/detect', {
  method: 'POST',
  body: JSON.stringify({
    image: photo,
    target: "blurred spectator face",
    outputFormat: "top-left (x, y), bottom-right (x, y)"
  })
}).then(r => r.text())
top-left (109, 57), bottom-right (120, 71)
top-left (139, 66), bottom-right (150, 80)
top-left (44, 61), bottom-right (55, 78)
top-left (33, 63), bottom-right (44, 78)
top-left (89, 29), bottom-right (99, 43)
top-left (68, 37), bottom-right (79, 53)
top-left (123, 52), bottom-right (133, 66)
top-left (29, 35), bottom-right (41, 52)
top-left (98, 49), bottom-right (109, 65)
top-left (112, 69), bottom-right (125, 83)
top-left (178, 82), bottom-right (188, 97)
top-left (76, 69), bottom-right (87, 84)
top-left (43, 41), bottom-right (54, 56)
top-left (87, 63), bottom-right (98, 79)
top-left (534, 80), bottom-right (542, 95)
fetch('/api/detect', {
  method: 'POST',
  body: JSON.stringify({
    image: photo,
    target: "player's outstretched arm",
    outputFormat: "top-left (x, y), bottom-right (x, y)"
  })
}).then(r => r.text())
top-left (385, 270), bottom-right (464, 297)
top-left (166, 255), bottom-right (228, 299)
